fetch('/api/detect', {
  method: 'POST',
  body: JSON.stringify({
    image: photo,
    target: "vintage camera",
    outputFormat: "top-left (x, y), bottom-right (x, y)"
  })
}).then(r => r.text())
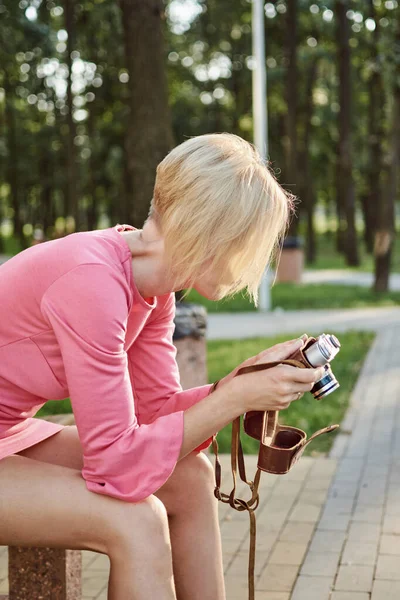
top-left (239, 332), bottom-right (341, 476)
top-left (298, 333), bottom-right (341, 399)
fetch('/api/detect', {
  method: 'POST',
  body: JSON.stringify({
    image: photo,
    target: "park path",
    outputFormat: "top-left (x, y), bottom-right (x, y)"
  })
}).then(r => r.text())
top-left (302, 269), bottom-right (400, 291)
top-left (207, 306), bottom-right (400, 340)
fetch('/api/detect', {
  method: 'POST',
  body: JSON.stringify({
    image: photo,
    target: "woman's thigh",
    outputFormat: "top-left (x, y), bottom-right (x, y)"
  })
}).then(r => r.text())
top-left (15, 426), bottom-right (215, 516)
top-left (16, 425), bottom-right (84, 470)
top-left (0, 453), bottom-right (108, 552)
top-left (0, 452), bottom-right (165, 554)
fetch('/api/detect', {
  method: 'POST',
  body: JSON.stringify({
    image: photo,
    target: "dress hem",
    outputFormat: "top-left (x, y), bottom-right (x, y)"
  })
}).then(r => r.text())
top-left (0, 421), bottom-right (66, 460)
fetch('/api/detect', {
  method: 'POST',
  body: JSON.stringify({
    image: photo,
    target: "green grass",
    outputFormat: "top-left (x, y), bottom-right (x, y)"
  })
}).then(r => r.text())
top-left (185, 283), bottom-right (400, 313)
top-left (207, 330), bottom-right (375, 456)
top-left (0, 235), bottom-right (23, 256)
top-left (305, 233), bottom-right (400, 273)
top-left (36, 398), bottom-right (72, 418)
top-left (37, 331), bottom-right (374, 459)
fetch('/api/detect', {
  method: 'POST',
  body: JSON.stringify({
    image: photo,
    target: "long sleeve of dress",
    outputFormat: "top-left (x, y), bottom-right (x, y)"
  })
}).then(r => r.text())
top-left (40, 264), bottom-right (184, 503)
top-left (127, 293), bottom-right (216, 452)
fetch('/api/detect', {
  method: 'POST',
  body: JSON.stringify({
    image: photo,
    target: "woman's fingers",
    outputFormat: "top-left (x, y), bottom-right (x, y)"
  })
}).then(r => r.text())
top-left (255, 338), bottom-right (303, 364)
top-left (279, 364), bottom-right (324, 384)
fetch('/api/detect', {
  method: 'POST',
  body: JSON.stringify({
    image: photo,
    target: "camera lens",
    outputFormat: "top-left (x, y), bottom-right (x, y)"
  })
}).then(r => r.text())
top-left (329, 335), bottom-right (341, 349)
top-left (311, 365), bottom-right (340, 400)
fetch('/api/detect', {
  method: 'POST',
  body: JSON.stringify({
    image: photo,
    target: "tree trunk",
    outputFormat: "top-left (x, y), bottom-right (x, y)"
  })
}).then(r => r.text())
top-left (65, 0), bottom-right (80, 231)
top-left (373, 26), bottom-right (400, 292)
top-left (364, 0), bottom-right (384, 254)
top-left (119, 0), bottom-right (174, 228)
top-left (285, 0), bottom-right (299, 235)
top-left (335, 0), bottom-right (359, 266)
top-left (299, 57), bottom-right (319, 264)
top-left (86, 107), bottom-right (99, 231)
top-left (39, 147), bottom-right (53, 238)
top-left (4, 73), bottom-right (25, 248)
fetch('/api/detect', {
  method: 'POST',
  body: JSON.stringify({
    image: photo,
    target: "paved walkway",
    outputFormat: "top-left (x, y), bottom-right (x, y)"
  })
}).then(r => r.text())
top-left (207, 306), bottom-right (400, 340)
top-left (302, 269), bottom-right (400, 291)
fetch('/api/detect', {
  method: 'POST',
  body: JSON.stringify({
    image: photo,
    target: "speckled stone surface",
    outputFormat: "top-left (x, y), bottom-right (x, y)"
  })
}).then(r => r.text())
top-left (8, 547), bottom-right (81, 599)
top-left (174, 336), bottom-right (207, 390)
top-left (173, 302), bottom-right (208, 391)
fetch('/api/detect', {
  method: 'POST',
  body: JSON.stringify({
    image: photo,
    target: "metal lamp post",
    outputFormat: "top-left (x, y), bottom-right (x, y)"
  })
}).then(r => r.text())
top-left (252, 0), bottom-right (272, 311)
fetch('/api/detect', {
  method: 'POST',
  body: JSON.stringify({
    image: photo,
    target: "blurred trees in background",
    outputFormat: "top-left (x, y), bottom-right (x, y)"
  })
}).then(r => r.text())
top-left (0, 0), bottom-right (399, 289)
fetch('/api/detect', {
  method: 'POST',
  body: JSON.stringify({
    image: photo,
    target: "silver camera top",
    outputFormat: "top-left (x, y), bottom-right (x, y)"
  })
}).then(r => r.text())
top-left (304, 333), bottom-right (341, 368)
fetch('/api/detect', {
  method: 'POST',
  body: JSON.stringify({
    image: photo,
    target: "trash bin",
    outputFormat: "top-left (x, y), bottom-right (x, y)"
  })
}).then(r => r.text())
top-left (276, 236), bottom-right (304, 283)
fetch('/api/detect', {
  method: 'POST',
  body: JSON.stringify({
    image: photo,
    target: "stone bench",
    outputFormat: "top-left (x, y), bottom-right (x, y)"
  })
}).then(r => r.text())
top-left (3, 302), bottom-right (207, 599)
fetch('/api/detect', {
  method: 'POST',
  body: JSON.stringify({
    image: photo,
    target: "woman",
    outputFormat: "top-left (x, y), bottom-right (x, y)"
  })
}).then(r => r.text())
top-left (0, 133), bottom-right (323, 599)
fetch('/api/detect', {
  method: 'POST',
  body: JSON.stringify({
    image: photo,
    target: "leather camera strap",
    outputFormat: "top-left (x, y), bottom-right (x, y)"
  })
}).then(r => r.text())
top-left (212, 427), bottom-right (261, 600)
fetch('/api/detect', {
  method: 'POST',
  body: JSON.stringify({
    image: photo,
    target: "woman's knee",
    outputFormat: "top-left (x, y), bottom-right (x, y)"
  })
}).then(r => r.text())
top-left (104, 494), bottom-right (170, 556)
top-left (192, 451), bottom-right (215, 483)
top-left (180, 451), bottom-right (215, 490)
top-left (155, 452), bottom-right (215, 514)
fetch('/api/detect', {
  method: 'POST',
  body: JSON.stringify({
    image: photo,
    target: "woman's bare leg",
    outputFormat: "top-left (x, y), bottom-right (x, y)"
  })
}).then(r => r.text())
top-left (155, 451), bottom-right (226, 600)
top-left (0, 452), bottom-right (176, 600)
top-left (17, 427), bottom-right (226, 600)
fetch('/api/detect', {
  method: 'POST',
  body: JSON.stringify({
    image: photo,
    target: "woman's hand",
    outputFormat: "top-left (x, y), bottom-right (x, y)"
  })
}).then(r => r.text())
top-left (216, 336), bottom-right (308, 390)
top-left (235, 362), bottom-right (324, 413)
top-left (215, 336), bottom-right (324, 413)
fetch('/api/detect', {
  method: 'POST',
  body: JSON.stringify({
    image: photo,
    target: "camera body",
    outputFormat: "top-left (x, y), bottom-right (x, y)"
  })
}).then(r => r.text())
top-left (289, 333), bottom-right (341, 400)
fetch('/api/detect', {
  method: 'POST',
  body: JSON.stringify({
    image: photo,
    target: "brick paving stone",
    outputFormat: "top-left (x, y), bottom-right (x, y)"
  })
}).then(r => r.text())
top-left (300, 551), bottom-right (340, 577)
top-left (279, 522), bottom-right (315, 544)
top-left (255, 593), bottom-right (290, 600)
top-left (82, 574), bottom-right (109, 595)
top-left (385, 500), bottom-right (400, 515)
top-left (82, 550), bottom-right (98, 567)
top-left (347, 521), bottom-right (381, 543)
top-left (309, 530), bottom-right (346, 554)
top-left (375, 554), bottom-right (400, 580)
top-left (331, 593), bottom-right (370, 600)
top-left (290, 575), bottom-right (333, 600)
top-left (227, 550), bottom-right (269, 579)
top-left (0, 579), bottom-right (8, 595)
top-left (379, 534), bottom-right (400, 555)
top-left (322, 496), bottom-right (354, 514)
top-left (335, 565), bottom-right (374, 592)
top-left (302, 477), bottom-right (333, 492)
top-left (341, 541), bottom-right (377, 566)
top-left (372, 580), bottom-right (400, 600)
top-left (317, 514), bottom-right (350, 531)
top-left (297, 489), bottom-right (328, 504)
top-left (268, 541), bottom-right (308, 566)
top-left (288, 503), bottom-right (322, 523)
top-left (86, 553), bottom-right (110, 571)
top-left (382, 515), bottom-right (400, 535)
top-left (328, 481), bottom-right (358, 498)
top-left (352, 503), bottom-right (384, 523)
top-left (223, 574), bottom-right (248, 599)
top-left (257, 564), bottom-right (299, 592)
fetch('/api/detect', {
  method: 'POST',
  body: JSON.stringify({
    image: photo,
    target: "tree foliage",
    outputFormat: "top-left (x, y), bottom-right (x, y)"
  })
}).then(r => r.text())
top-left (0, 0), bottom-right (398, 285)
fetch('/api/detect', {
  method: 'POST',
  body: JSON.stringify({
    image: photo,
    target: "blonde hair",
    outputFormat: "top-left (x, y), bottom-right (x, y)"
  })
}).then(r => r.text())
top-left (148, 133), bottom-right (295, 306)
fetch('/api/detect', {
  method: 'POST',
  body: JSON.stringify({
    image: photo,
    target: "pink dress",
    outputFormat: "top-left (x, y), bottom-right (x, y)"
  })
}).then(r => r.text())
top-left (0, 224), bottom-right (213, 502)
